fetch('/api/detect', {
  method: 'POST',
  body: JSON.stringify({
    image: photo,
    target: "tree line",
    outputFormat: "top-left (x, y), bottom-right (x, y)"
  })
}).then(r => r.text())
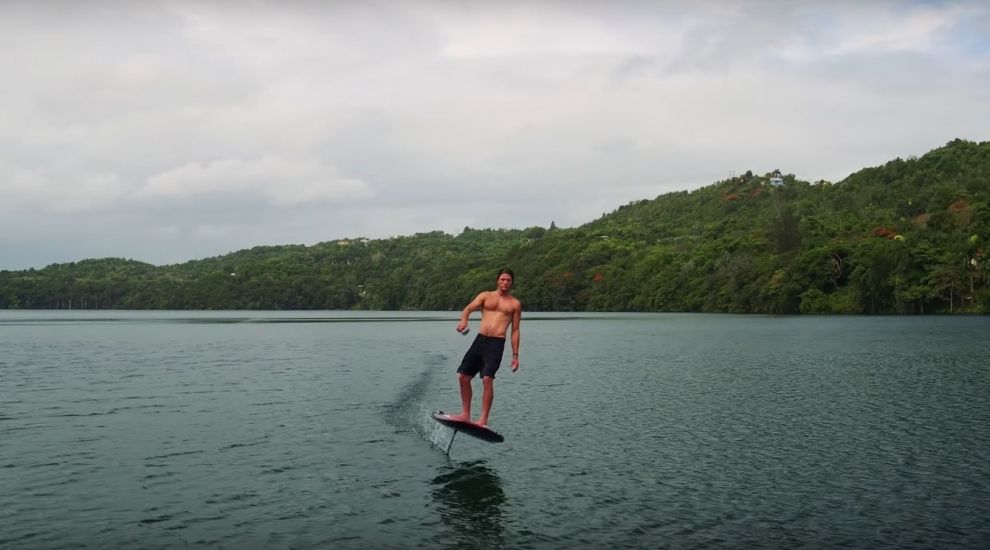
top-left (2, 139), bottom-right (988, 314)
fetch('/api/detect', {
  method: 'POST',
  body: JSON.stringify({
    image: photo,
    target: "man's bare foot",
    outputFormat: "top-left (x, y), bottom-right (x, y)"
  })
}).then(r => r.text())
top-left (476, 419), bottom-right (489, 428)
top-left (446, 412), bottom-right (470, 422)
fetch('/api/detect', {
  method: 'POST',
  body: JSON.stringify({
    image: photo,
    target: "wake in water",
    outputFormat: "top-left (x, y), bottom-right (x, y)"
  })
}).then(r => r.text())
top-left (382, 352), bottom-right (454, 451)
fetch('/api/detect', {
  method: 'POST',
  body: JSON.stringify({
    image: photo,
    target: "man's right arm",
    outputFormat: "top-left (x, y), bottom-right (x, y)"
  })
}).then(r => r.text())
top-left (457, 292), bottom-right (487, 332)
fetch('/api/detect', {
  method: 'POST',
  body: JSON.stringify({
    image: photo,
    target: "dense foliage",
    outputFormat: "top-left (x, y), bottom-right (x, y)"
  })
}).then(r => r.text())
top-left (3, 139), bottom-right (989, 313)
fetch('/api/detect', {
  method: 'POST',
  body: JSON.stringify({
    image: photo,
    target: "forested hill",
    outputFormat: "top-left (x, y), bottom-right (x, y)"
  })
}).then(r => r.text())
top-left (3, 139), bottom-right (988, 313)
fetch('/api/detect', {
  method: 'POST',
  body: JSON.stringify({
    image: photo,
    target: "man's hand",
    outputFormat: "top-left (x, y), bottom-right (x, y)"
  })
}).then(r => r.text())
top-left (456, 321), bottom-right (469, 334)
top-left (511, 356), bottom-right (519, 372)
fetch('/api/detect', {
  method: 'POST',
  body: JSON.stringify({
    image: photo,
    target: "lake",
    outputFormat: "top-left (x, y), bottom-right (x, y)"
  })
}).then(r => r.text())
top-left (1, 311), bottom-right (989, 549)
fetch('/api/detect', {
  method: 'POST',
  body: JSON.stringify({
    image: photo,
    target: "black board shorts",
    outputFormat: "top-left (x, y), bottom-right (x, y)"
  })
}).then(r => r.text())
top-left (457, 334), bottom-right (506, 379)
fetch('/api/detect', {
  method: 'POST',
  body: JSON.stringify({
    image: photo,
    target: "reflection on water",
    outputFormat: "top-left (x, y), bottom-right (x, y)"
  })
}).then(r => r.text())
top-left (432, 460), bottom-right (507, 549)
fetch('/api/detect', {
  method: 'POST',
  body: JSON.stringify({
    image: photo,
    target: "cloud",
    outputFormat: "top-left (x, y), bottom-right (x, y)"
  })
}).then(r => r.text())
top-left (140, 156), bottom-right (373, 206)
top-left (0, 163), bottom-right (130, 212)
top-left (0, 0), bottom-right (988, 269)
top-left (822, 3), bottom-right (970, 55)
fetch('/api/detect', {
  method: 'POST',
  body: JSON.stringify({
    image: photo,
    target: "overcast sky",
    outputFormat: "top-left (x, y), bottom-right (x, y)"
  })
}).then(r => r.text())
top-left (2, 0), bottom-right (988, 270)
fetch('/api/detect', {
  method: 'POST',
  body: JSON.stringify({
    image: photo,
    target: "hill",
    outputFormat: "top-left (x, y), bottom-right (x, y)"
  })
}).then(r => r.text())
top-left (2, 139), bottom-right (988, 313)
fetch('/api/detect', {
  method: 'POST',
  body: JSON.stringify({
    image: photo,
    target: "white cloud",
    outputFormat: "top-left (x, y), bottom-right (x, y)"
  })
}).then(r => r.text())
top-left (430, 5), bottom-right (653, 59)
top-left (141, 156), bottom-right (373, 206)
top-left (824, 4), bottom-right (967, 55)
top-left (0, 163), bottom-right (129, 212)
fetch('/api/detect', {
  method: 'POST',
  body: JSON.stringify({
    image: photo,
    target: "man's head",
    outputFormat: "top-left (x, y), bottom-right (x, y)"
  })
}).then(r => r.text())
top-left (496, 268), bottom-right (514, 291)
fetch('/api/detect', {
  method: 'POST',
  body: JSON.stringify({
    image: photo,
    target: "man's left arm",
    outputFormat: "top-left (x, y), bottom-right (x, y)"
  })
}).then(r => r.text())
top-left (510, 304), bottom-right (522, 372)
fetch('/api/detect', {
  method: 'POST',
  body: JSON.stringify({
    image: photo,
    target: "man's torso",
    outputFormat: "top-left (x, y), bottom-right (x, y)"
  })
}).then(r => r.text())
top-left (478, 291), bottom-right (518, 338)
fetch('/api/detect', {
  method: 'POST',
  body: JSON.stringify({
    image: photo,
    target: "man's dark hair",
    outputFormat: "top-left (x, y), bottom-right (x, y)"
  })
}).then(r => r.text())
top-left (497, 268), bottom-right (514, 281)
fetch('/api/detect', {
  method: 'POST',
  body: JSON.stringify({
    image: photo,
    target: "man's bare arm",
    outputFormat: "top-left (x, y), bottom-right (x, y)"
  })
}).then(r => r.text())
top-left (510, 304), bottom-right (521, 371)
top-left (456, 292), bottom-right (487, 332)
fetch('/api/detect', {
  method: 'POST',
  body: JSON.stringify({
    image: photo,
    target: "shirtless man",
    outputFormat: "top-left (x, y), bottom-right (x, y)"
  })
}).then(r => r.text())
top-left (449, 268), bottom-right (522, 427)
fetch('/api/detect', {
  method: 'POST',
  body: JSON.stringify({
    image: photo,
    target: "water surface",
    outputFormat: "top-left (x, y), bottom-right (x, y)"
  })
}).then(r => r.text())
top-left (2, 311), bottom-right (988, 548)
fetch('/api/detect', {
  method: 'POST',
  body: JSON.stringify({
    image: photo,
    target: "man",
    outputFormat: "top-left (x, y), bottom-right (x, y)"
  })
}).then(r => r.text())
top-left (449, 268), bottom-right (522, 427)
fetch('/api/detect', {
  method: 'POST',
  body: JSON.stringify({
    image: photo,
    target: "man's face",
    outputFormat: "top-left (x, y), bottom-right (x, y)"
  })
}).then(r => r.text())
top-left (497, 274), bottom-right (513, 291)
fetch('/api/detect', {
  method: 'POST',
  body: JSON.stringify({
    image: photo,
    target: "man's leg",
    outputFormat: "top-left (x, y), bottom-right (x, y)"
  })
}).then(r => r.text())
top-left (478, 376), bottom-right (494, 427)
top-left (450, 373), bottom-right (473, 422)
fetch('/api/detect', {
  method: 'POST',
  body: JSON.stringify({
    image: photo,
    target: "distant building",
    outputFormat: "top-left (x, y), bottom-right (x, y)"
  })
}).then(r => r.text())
top-left (769, 176), bottom-right (784, 186)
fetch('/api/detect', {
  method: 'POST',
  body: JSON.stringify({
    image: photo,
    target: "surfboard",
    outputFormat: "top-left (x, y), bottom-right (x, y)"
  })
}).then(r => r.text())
top-left (432, 411), bottom-right (504, 443)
